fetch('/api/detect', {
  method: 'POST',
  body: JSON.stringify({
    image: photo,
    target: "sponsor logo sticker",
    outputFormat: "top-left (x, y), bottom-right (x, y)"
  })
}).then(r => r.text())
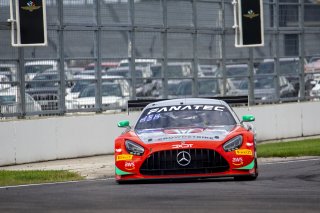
top-left (235, 149), bottom-right (253, 156)
top-left (232, 157), bottom-right (244, 166)
top-left (115, 148), bottom-right (122, 153)
top-left (172, 142), bottom-right (194, 149)
top-left (116, 154), bottom-right (133, 161)
top-left (21, 1), bottom-right (41, 12)
top-left (124, 162), bottom-right (135, 170)
top-left (146, 105), bottom-right (226, 115)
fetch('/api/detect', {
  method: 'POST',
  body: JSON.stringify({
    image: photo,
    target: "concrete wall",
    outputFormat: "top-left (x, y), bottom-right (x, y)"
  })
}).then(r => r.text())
top-left (1, 101), bottom-right (320, 166)
top-left (235, 101), bottom-right (320, 140)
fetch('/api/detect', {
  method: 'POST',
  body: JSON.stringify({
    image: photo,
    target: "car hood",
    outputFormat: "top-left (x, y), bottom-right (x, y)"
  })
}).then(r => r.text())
top-left (135, 125), bottom-right (236, 143)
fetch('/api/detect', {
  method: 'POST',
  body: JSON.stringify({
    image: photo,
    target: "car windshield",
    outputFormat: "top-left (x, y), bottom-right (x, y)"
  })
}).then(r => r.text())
top-left (79, 83), bottom-right (122, 98)
top-left (239, 77), bottom-right (274, 90)
top-left (33, 73), bottom-right (58, 81)
top-left (256, 63), bottom-right (274, 74)
top-left (27, 74), bottom-right (59, 88)
top-left (135, 105), bottom-right (236, 130)
top-left (257, 60), bottom-right (299, 75)
top-left (0, 67), bottom-right (11, 72)
top-left (199, 79), bottom-right (219, 95)
top-left (167, 82), bottom-right (180, 95)
top-left (175, 80), bottom-right (219, 96)
top-left (279, 61), bottom-right (299, 74)
top-left (226, 66), bottom-right (248, 76)
top-left (0, 95), bottom-right (16, 104)
top-left (150, 66), bottom-right (162, 77)
top-left (101, 84), bottom-right (122, 97)
top-left (167, 65), bottom-right (184, 78)
top-left (25, 65), bottom-right (53, 74)
top-left (107, 69), bottom-right (143, 78)
top-left (176, 81), bottom-right (192, 96)
top-left (71, 81), bottom-right (91, 93)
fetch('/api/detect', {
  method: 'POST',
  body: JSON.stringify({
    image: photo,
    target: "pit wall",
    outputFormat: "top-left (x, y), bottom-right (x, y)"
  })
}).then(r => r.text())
top-left (1, 101), bottom-right (320, 166)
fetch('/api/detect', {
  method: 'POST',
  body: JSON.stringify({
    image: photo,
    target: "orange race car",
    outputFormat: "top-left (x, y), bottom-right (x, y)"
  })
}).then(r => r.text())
top-left (115, 98), bottom-right (257, 183)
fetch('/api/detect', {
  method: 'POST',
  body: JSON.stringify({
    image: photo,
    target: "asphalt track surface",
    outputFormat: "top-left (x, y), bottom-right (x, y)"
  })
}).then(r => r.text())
top-left (0, 158), bottom-right (319, 213)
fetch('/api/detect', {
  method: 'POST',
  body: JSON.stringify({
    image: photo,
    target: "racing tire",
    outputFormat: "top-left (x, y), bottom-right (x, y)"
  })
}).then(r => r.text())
top-left (234, 174), bottom-right (258, 181)
top-left (234, 158), bottom-right (258, 181)
top-left (116, 180), bottom-right (126, 184)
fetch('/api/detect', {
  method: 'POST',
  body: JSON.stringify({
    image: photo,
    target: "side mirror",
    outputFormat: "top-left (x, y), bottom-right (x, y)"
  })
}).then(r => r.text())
top-left (242, 114), bottom-right (255, 123)
top-left (118, 120), bottom-right (130, 128)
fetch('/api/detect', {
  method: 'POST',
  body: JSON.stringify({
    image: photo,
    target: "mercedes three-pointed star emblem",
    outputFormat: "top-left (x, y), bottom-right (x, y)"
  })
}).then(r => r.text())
top-left (176, 151), bottom-right (191, 166)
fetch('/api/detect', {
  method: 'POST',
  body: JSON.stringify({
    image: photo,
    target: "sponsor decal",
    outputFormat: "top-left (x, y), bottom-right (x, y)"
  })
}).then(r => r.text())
top-left (234, 160), bottom-right (255, 170)
top-left (156, 135), bottom-right (218, 141)
top-left (243, 10), bottom-right (259, 19)
top-left (235, 149), bottom-right (253, 156)
top-left (172, 142), bottom-right (194, 149)
top-left (124, 162), bottom-right (135, 170)
top-left (232, 157), bottom-right (244, 166)
top-left (21, 1), bottom-right (41, 12)
top-left (115, 166), bottom-right (133, 176)
top-left (139, 113), bottom-right (160, 123)
top-left (164, 128), bottom-right (203, 135)
top-left (177, 151), bottom-right (192, 166)
top-left (116, 154), bottom-right (133, 161)
top-left (115, 148), bottom-right (122, 153)
top-left (246, 142), bottom-right (254, 147)
top-left (147, 105), bottom-right (226, 115)
top-left (137, 126), bottom-right (233, 143)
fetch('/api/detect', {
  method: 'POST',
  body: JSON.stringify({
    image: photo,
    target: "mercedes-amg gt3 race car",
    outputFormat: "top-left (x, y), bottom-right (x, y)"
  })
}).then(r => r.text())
top-left (115, 98), bottom-right (257, 183)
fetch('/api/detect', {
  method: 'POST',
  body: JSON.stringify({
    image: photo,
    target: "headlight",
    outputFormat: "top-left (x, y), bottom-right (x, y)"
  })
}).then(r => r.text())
top-left (223, 135), bottom-right (243, 152)
top-left (125, 140), bottom-right (144, 156)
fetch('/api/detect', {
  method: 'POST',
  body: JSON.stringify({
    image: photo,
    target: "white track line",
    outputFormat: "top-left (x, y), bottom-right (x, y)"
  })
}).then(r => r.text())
top-left (0, 178), bottom-right (113, 190)
top-left (261, 158), bottom-right (320, 165)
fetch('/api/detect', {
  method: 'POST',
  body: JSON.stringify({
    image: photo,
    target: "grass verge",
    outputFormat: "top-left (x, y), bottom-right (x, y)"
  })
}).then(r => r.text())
top-left (257, 138), bottom-right (320, 158)
top-left (0, 170), bottom-right (84, 187)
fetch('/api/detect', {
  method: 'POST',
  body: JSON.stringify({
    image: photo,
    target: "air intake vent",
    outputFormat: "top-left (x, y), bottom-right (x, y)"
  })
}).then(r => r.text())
top-left (140, 149), bottom-right (229, 176)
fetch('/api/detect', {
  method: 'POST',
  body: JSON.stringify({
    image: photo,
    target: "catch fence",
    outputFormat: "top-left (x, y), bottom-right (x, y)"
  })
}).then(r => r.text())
top-left (0, 0), bottom-right (320, 118)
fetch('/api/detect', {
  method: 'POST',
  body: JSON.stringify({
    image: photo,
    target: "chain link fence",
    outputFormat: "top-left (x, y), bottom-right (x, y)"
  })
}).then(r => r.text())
top-left (0, 0), bottom-right (320, 118)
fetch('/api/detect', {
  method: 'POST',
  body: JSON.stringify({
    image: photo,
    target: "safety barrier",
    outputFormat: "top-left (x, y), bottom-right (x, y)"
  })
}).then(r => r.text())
top-left (1, 101), bottom-right (320, 166)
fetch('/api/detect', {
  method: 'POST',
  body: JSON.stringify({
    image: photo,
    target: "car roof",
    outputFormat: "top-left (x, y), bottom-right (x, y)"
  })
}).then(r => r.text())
top-left (0, 86), bottom-right (18, 96)
top-left (107, 66), bottom-right (145, 72)
top-left (25, 60), bottom-right (57, 66)
top-left (226, 64), bottom-right (248, 68)
top-left (102, 75), bottom-right (124, 79)
top-left (262, 58), bottom-right (299, 63)
top-left (86, 62), bottom-right (119, 67)
top-left (119, 59), bottom-right (157, 64)
top-left (0, 64), bottom-right (16, 68)
top-left (144, 98), bottom-right (227, 109)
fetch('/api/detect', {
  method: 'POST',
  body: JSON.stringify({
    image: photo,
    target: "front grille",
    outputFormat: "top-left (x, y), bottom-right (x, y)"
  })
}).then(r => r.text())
top-left (140, 149), bottom-right (229, 176)
top-left (40, 101), bottom-right (58, 111)
top-left (81, 104), bottom-right (95, 109)
top-left (32, 94), bottom-right (58, 101)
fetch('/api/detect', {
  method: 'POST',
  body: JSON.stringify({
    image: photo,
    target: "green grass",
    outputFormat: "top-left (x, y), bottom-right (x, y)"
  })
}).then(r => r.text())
top-left (0, 170), bottom-right (84, 187)
top-left (257, 139), bottom-right (320, 158)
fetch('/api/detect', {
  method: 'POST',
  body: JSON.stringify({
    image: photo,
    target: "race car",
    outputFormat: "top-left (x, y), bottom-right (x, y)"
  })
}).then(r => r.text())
top-left (114, 98), bottom-right (257, 183)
